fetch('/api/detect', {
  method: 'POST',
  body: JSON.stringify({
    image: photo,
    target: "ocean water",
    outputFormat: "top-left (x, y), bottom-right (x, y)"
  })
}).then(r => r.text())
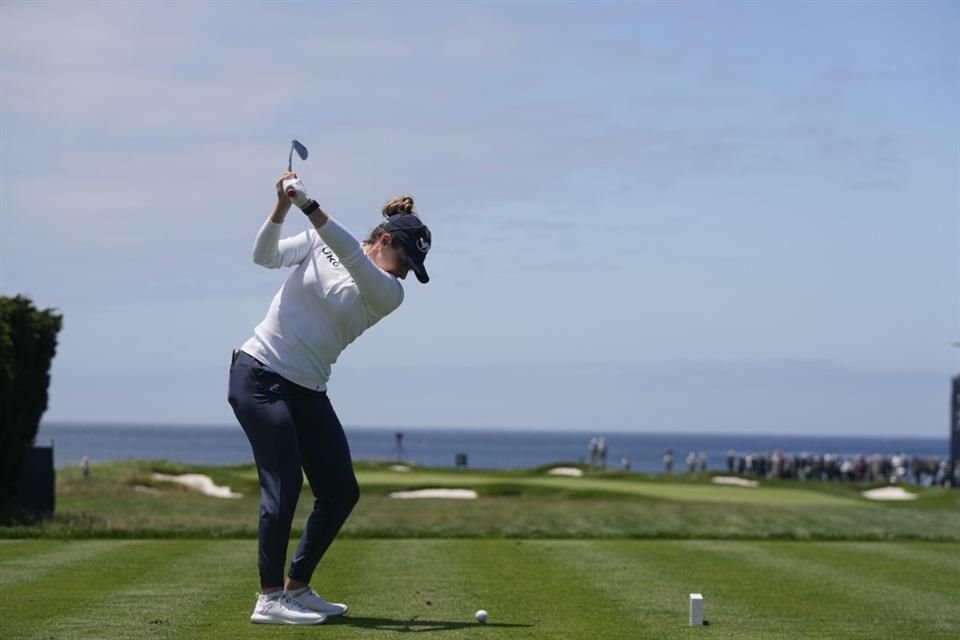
top-left (35, 421), bottom-right (949, 474)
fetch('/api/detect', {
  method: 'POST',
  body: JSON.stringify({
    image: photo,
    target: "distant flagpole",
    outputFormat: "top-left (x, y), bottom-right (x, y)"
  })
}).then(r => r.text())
top-left (952, 343), bottom-right (960, 489)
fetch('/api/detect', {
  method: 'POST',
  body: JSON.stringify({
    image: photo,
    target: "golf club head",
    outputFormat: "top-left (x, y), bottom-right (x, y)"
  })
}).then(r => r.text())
top-left (292, 139), bottom-right (308, 161)
top-left (288, 139), bottom-right (309, 171)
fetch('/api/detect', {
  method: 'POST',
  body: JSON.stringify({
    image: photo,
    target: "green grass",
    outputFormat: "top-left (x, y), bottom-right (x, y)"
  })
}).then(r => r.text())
top-left (1, 538), bottom-right (958, 639)
top-left (3, 460), bottom-right (959, 638)
top-left (5, 460), bottom-right (959, 540)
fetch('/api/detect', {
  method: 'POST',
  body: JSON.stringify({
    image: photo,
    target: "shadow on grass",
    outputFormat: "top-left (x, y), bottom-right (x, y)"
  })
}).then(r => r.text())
top-left (328, 615), bottom-right (531, 633)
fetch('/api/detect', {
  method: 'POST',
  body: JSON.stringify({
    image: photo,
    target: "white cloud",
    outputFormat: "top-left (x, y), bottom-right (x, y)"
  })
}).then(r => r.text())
top-left (2, 1), bottom-right (957, 432)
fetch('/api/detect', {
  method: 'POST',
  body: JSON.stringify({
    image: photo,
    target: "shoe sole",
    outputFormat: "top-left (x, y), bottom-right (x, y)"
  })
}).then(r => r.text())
top-left (250, 613), bottom-right (325, 625)
top-left (297, 602), bottom-right (348, 617)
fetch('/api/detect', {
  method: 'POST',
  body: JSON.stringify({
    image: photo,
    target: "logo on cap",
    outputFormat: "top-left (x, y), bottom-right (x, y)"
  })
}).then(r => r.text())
top-left (416, 237), bottom-right (430, 253)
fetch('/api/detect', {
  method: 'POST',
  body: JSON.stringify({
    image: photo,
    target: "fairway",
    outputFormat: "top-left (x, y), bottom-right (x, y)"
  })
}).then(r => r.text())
top-left (355, 470), bottom-right (867, 506)
top-left (13, 461), bottom-right (958, 541)
top-left (2, 539), bottom-right (958, 639)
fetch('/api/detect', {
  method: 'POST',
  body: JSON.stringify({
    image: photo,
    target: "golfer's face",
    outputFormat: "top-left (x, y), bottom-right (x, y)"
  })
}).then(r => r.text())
top-left (392, 254), bottom-right (411, 280)
top-left (383, 238), bottom-right (410, 280)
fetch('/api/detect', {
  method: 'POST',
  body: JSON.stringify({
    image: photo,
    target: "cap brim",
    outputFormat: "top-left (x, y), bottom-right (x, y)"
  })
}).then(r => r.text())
top-left (412, 267), bottom-right (429, 284)
top-left (399, 247), bottom-right (429, 284)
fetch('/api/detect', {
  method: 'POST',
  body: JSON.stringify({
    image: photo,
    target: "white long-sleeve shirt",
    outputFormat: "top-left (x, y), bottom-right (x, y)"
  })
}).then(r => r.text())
top-left (240, 217), bottom-right (404, 391)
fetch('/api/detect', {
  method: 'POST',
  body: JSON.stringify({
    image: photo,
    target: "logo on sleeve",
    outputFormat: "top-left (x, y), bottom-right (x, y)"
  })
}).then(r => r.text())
top-left (320, 246), bottom-right (341, 267)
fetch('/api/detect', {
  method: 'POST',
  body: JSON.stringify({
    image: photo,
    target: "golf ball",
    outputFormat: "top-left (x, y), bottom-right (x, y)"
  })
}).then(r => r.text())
top-left (475, 609), bottom-right (488, 623)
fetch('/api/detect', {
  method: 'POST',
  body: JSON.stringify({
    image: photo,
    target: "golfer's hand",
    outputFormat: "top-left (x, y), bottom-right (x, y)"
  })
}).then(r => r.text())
top-left (281, 176), bottom-right (315, 210)
top-left (269, 172), bottom-right (296, 222)
top-left (275, 172), bottom-right (297, 205)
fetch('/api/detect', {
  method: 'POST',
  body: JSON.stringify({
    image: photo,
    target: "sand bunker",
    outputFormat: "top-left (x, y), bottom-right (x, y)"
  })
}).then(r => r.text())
top-left (389, 488), bottom-right (478, 500)
top-left (861, 486), bottom-right (918, 501)
top-left (712, 476), bottom-right (759, 488)
top-left (152, 473), bottom-right (243, 499)
top-left (546, 467), bottom-right (584, 477)
top-left (389, 464), bottom-right (412, 472)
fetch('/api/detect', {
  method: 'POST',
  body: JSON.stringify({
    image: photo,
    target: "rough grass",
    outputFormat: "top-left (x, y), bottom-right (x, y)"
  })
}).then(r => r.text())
top-left (1, 538), bottom-right (958, 639)
top-left (0, 461), bottom-right (960, 541)
top-left (4, 460), bottom-right (957, 541)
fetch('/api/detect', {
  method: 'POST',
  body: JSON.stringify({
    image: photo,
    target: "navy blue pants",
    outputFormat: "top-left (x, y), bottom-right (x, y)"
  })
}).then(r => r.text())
top-left (228, 350), bottom-right (360, 588)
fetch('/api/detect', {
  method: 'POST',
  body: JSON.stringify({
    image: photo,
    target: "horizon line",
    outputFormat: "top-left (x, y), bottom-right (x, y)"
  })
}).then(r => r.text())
top-left (38, 419), bottom-right (950, 441)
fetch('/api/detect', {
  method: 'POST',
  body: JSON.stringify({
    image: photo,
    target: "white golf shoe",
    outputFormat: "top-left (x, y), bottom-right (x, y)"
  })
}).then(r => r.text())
top-left (250, 592), bottom-right (326, 625)
top-left (285, 586), bottom-right (349, 617)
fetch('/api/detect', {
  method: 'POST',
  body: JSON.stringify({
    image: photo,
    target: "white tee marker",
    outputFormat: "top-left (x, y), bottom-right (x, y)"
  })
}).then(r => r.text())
top-left (689, 593), bottom-right (704, 626)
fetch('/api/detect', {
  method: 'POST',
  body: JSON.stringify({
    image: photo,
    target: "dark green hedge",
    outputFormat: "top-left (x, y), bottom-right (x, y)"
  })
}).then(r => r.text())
top-left (0, 295), bottom-right (62, 510)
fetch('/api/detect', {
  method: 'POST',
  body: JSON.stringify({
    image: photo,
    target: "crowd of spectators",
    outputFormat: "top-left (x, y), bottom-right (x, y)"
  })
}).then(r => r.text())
top-left (662, 449), bottom-right (957, 486)
top-left (585, 437), bottom-right (956, 486)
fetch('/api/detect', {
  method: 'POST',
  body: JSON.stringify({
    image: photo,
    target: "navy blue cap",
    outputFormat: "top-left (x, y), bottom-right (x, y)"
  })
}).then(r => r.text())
top-left (381, 214), bottom-right (431, 283)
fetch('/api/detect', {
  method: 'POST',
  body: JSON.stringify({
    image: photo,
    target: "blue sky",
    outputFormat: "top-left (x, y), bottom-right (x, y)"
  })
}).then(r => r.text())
top-left (1, 1), bottom-right (957, 436)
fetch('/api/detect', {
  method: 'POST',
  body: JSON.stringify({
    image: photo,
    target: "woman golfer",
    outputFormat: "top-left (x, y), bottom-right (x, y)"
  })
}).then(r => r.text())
top-left (228, 171), bottom-right (431, 625)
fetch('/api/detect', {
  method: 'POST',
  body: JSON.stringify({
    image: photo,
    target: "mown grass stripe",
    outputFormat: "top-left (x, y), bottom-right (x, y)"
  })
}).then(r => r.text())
top-left (437, 539), bottom-right (641, 638)
top-left (99, 540), bottom-right (255, 640)
top-left (167, 541), bottom-right (261, 639)
top-left (837, 540), bottom-right (960, 573)
top-left (183, 536), bottom-right (361, 638)
top-left (540, 539), bottom-right (794, 639)
top-left (0, 540), bottom-right (141, 588)
top-left (0, 539), bottom-right (60, 561)
top-left (768, 542), bottom-right (960, 637)
top-left (4, 539), bottom-right (959, 640)
top-left (514, 540), bottom-right (697, 639)
top-left (677, 541), bottom-right (959, 639)
top-left (1, 540), bottom-right (158, 638)
top-left (303, 537), bottom-right (373, 607)
top-left (535, 540), bottom-right (701, 633)
top-left (170, 534), bottom-right (425, 637)
top-left (659, 540), bottom-right (888, 638)
top-left (323, 539), bottom-right (484, 636)
top-left (23, 541), bottom-right (251, 640)
top-left (346, 540), bottom-right (465, 624)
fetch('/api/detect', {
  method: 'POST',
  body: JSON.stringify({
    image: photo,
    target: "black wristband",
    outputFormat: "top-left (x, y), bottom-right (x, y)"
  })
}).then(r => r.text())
top-left (301, 200), bottom-right (320, 215)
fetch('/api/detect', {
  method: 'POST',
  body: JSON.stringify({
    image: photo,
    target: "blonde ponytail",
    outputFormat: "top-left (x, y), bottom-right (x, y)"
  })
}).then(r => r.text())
top-left (382, 195), bottom-right (416, 219)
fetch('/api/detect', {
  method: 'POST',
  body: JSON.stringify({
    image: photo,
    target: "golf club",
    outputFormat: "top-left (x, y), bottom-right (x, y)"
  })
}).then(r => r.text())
top-left (288, 139), bottom-right (309, 172)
